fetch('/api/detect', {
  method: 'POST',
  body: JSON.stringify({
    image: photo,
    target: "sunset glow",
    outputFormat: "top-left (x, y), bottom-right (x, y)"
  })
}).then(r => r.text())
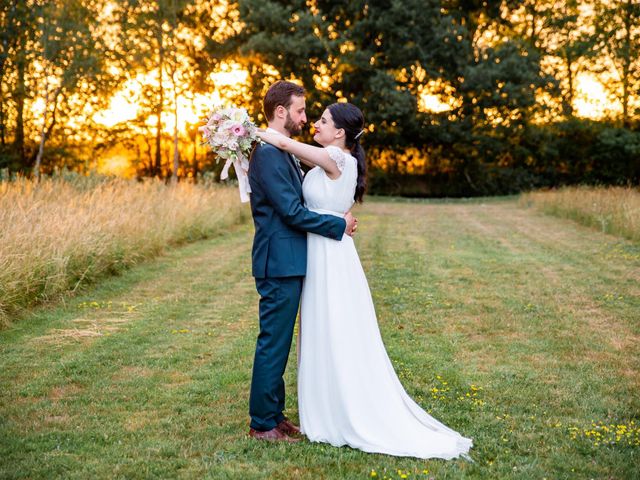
top-left (93, 90), bottom-right (139, 127)
top-left (419, 93), bottom-right (455, 113)
top-left (415, 72), bottom-right (622, 122)
top-left (418, 80), bottom-right (462, 114)
top-left (98, 154), bottom-right (134, 177)
top-left (93, 62), bottom-right (252, 134)
top-left (573, 73), bottom-right (621, 120)
top-left (50, 64), bottom-right (624, 135)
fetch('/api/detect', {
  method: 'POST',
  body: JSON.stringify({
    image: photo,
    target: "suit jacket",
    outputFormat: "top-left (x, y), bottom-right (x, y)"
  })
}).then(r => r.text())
top-left (248, 143), bottom-right (346, 278)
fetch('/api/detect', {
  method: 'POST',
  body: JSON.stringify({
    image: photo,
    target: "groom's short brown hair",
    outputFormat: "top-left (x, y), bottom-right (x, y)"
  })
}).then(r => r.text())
top-left (263, 81), bottom-right (305, 121)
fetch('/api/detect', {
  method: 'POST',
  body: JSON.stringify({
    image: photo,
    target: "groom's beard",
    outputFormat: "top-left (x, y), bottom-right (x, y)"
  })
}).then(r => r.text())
top-left (284, 112), bottom-right (303, 136)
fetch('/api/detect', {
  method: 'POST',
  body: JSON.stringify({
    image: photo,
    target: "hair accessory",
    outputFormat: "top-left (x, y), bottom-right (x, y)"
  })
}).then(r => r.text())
top-left (354, 129), bottom-right (365, 140)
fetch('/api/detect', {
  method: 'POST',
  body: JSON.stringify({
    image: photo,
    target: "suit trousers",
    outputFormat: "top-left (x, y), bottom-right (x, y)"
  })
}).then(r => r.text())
top-left (249, 276), bottom-right (303, 431)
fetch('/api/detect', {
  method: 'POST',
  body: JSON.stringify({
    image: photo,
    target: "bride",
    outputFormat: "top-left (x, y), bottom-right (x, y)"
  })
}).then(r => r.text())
top-left (257, 102), bottom-right (472, 460)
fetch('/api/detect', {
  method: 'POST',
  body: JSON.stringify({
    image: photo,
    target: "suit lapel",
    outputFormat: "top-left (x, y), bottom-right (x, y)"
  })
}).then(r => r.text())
top-left (264, 127), bottom-right (303, 186)
top-left (287, 153), bottom-right (303, 185)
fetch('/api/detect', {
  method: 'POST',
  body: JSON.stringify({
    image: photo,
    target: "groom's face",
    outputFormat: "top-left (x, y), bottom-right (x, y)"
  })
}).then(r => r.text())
top-left (283, 95), bottom-right (307, 136)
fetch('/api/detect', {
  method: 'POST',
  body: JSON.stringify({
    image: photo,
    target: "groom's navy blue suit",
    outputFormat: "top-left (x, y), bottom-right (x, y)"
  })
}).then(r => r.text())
top-left (248, 142), bottom-right (346, 431)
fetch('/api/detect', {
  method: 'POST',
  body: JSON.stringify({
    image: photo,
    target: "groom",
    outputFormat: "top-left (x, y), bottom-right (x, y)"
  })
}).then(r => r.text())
top-left (247, 80), bottom-right (357, 442)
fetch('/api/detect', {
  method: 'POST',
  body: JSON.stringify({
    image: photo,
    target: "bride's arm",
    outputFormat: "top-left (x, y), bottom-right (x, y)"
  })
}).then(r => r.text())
top-left (257, 130), bottom-right (341, 179)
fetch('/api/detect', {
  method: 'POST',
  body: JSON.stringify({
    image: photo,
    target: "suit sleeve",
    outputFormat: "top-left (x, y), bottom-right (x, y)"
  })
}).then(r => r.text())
top-left (252, 146), bottom-right (346, 240)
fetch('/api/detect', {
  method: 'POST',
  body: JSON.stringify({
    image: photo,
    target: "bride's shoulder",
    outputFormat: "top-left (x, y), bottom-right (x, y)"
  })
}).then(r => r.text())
top-left (325, 145), bottom-right (355, 172)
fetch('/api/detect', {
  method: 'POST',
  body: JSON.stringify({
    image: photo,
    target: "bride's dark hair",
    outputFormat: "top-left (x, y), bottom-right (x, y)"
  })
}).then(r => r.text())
top-left (327, 102), bottom-right (367, 203)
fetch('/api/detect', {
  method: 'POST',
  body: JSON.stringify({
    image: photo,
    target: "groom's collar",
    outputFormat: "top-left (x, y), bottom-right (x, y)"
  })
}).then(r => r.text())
top-left (266, 127), bottom-right (290, 137)
top-left (265, 127), bottom-right (303, 179)
top-left (264, 128), bottom-right (302, 177)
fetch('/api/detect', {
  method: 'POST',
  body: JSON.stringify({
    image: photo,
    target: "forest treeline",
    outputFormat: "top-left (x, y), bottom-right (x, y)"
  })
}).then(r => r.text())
top-left (1, 1), bottom-right (638, 196)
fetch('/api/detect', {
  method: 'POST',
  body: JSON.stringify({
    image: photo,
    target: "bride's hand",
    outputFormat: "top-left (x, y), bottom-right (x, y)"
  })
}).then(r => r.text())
top-left (344, 211), bottom-right (358, 236)
top-left (258, 130), bottom-right (290, 151)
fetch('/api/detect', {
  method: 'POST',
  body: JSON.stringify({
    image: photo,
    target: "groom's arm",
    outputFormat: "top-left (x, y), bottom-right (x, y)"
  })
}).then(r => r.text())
top-left (252, 145), bottom-right (346, 240)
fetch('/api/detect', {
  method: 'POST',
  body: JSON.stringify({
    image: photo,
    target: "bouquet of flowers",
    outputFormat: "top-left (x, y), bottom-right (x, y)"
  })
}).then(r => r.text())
top-left (199, 106), bottom-right (261, 202)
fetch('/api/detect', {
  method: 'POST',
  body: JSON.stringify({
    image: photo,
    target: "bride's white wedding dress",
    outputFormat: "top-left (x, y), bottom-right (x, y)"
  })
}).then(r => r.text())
top-left (298, 146), bottom-right (473, 459)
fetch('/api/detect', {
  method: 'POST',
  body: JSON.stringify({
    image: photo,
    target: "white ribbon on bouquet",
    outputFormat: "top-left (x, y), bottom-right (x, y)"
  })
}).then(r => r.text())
top-left (220, 151), bottom-right (251, 203)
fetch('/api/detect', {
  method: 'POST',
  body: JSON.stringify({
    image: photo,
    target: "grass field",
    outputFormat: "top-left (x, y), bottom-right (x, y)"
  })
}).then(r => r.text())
top-left (520, 186), bottom-right (640, 243)
top-left (0, 177), bottom-right (247, 327)
top-left (1, 198), bottom-right (638, 479)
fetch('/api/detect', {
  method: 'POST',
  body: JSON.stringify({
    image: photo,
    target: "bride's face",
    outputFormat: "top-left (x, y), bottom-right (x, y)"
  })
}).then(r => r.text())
top-left (313, 109), bottom-right (344, 147)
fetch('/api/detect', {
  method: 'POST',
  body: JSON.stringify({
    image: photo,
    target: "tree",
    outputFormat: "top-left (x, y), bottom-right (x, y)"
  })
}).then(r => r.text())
top-left (0, 0), bottom-right (117, 176)
top-left (593, 0), bottom-right (640, 128)
top-left (30, 0), bottom-right (117, 178)
top-left (506, 0), bottom-right (594, 119)
top-left (114, 0), bottom-right (234, 180)
top-left (0, 0), bottom-right (36, 169)
top-left (546, 1), bottom-right (595, 118)
top-left (234, 0), bottom-right (555, 193)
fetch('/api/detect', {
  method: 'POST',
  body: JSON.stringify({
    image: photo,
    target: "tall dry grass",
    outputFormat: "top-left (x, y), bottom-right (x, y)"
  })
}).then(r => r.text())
top-left (520, 186), bottom-right (640, 242)
top-left (0, 176), bottom-right (249, 326)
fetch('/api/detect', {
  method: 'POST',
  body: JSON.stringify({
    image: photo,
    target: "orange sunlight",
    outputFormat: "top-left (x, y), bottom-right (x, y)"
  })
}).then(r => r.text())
top-left (418, 73), bottom-right (621, 121)
top-left (92, 61), bottom-right (251, 134)
top-left (573, 72), bottom-right (621, 120)
top-left (98, 154), bottom-right (134, 177)
top-left (418, 80), bottom-right (461, 114)
top-left (419, 92), bottom-right (455, 113)
top-left (90, 61), bottom-right (251, 175)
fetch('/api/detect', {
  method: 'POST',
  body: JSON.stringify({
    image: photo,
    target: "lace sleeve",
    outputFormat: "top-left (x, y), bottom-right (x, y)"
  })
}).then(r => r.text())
top-left (325, 145), bottom-right (347, 172)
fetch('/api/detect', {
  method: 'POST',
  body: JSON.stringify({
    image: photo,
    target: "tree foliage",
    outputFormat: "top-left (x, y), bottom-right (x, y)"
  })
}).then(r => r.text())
top-left (1, 0), bottom-right (119, 175)
top-left (231, 0), bottom-right (639, 195)
top-left (0, 0), bottom-right (638, 194)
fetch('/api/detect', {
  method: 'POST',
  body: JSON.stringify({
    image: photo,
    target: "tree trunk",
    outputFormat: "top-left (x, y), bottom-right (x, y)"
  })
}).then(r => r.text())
top-left (0, 97), bottom-right (5, 147)
top-left (33, 132), bottom-right (46, 180)
top-left (0, 55), bottom-right (5, 147)
top-left (172, 117), bottom-right (179, 183)
top-left (33, 98), bottom-right (48, 180)
top-left (144, 135), bottom-right (153, 175)
top-left (155, 33), bottom-right (164, 178)
top-left (1, 2), bottom-right (16, 149)
top-left (622, 67), bottom-right (629, 128)
top-left (32, 86), bottom-right (61, 179)
top-left (135, 142), bottom-right (141, 171)
top-left (171, 72), bottom-right (179, 184)
top-left (621, 0), bottom-right (631, 128)
top-left (564, 55), bottom-right (574, 118)
top-left (192, 122), bottom-right (198, 183)
top-left (13, 47), bottom-right (26, 167)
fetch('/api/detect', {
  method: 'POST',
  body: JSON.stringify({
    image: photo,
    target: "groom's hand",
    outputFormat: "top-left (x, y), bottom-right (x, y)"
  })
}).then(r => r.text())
top-left (344, 211), bottom-right (358, 236)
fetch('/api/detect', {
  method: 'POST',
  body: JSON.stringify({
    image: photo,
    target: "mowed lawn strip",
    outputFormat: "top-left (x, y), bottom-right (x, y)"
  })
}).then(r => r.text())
top-left (1, 199), bottom-right (638, 479)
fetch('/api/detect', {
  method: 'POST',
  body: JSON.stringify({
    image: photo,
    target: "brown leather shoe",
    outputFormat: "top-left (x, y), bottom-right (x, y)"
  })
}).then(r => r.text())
top-left (276, 419), bottom-right (302, 436)
top-left (249, 427), bottom-right (301, 443)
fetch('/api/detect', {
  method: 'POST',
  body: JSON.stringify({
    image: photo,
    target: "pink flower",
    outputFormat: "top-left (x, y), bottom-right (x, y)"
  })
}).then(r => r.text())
top-left (230, 124), bottom-right (246, 136)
